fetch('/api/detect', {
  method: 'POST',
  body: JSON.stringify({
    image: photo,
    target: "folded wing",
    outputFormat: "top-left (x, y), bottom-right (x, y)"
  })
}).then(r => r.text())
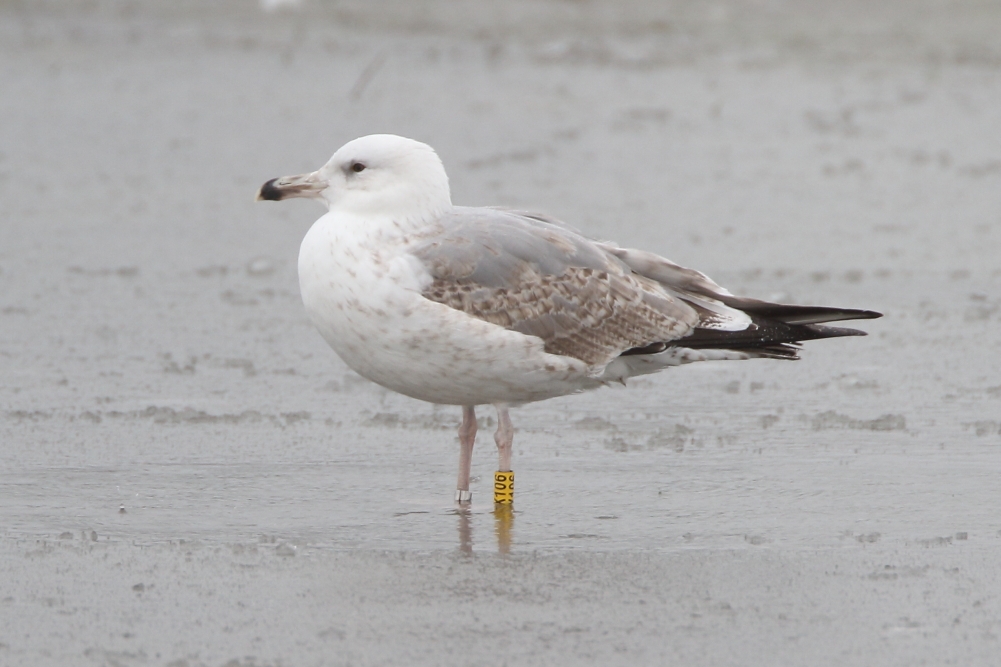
top-left (411, 207), bottom-right (881, 367)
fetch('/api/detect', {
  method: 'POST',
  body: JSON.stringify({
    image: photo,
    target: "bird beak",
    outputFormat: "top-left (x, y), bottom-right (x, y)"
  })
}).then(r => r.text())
top-left (256, 171), bottom-right (326, 201)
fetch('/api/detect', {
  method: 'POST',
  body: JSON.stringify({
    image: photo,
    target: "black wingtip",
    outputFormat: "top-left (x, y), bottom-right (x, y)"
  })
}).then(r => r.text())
top-left (716, 299), bottom-right (883, 325)
top-left (256, 178), bottom-right (283, 201)
top-left (855, 309), bottom-right (883, 320)
top-left (805, 324), bottom-right (868, 338)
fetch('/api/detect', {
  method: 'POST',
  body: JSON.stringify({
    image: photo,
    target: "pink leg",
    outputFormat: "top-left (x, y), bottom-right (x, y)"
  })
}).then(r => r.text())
top-left (455, 405), bottom-right (476, 503)
top-left (494, 404), bottom-right (514, 472)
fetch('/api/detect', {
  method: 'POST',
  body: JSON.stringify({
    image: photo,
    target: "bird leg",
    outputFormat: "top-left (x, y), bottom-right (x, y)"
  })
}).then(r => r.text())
top-left (455, 405), bottom-right (476, 503)
top-left (494, 405), bottom-right (513, 472)
top-left (493, 405), bottom-right (515, 504)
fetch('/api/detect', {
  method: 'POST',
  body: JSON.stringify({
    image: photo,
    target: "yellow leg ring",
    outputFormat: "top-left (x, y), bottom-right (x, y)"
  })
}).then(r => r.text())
top-left (494, 471), bottom-right (514, 504)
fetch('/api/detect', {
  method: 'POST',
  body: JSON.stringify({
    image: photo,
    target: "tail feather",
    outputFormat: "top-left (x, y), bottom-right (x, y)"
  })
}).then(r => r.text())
top-left (622, 312), bottom-right (878, 362)
top-left (603, 242), bottom-right (882, 362)
top-left (726, 343), bottom-right (801, 360)
top-left (676, 317), bottom-right (867, 351)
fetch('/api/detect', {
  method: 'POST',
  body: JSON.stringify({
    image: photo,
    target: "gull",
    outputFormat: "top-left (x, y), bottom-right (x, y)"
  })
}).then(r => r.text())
top-left (257, 134), bottom-right (881, 504)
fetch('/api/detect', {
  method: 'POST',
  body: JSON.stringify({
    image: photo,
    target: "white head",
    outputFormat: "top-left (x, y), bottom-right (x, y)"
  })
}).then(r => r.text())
top-left (257, 134), bottom-right (452, 222)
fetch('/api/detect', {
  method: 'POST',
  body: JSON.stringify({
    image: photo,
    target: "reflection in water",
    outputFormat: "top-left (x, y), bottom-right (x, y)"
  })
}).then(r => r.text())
top-left (456, 507), bottom-right (473, 555)
top-left (454, 505), bottom-right (515, 554)
top-left (493, 504), bottom-right (513, 555)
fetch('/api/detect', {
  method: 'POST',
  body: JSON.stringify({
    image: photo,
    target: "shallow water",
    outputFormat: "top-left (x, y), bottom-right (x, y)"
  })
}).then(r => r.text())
top-left (2, 1), bottom-right (1001, 665)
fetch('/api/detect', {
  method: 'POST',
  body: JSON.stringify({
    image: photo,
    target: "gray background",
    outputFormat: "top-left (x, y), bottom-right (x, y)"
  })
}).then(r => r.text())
top-left (1, 1), bottom-right (1000, 665)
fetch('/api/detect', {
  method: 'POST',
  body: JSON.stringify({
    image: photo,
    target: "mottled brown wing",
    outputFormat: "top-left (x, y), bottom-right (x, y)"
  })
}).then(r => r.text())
top-left (604, 244), bottom-right (883, 326)
top-left (412, 207), bottom-right (699, 367)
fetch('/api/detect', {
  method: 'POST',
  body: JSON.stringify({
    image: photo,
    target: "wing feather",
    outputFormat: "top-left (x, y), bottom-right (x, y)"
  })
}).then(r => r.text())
top-left (412, 208), bottom-right (698, 366)
top-left (410, 207), bottom-right (881, 368)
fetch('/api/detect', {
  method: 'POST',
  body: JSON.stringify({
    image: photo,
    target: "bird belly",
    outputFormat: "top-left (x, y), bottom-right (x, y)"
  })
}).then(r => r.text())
top-left (297, 218), bottom-right (595, 405)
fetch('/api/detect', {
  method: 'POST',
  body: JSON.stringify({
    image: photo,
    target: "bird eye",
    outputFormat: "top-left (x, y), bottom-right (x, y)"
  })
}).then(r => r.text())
top-left (350, 162), bottom-right (366, 173)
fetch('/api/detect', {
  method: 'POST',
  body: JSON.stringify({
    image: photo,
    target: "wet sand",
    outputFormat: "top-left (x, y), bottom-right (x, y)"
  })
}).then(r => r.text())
top-left (2, 1), bottom-right (1001, 665)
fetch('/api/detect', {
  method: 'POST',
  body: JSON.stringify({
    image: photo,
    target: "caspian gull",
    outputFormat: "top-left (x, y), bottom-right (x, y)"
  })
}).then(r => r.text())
top-left (257, 134), bottom-right (881, 504)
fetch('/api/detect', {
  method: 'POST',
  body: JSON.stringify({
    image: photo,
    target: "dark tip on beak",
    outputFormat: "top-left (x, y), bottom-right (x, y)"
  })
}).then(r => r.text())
top-left (257, 178), bottom-right (284, 201)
